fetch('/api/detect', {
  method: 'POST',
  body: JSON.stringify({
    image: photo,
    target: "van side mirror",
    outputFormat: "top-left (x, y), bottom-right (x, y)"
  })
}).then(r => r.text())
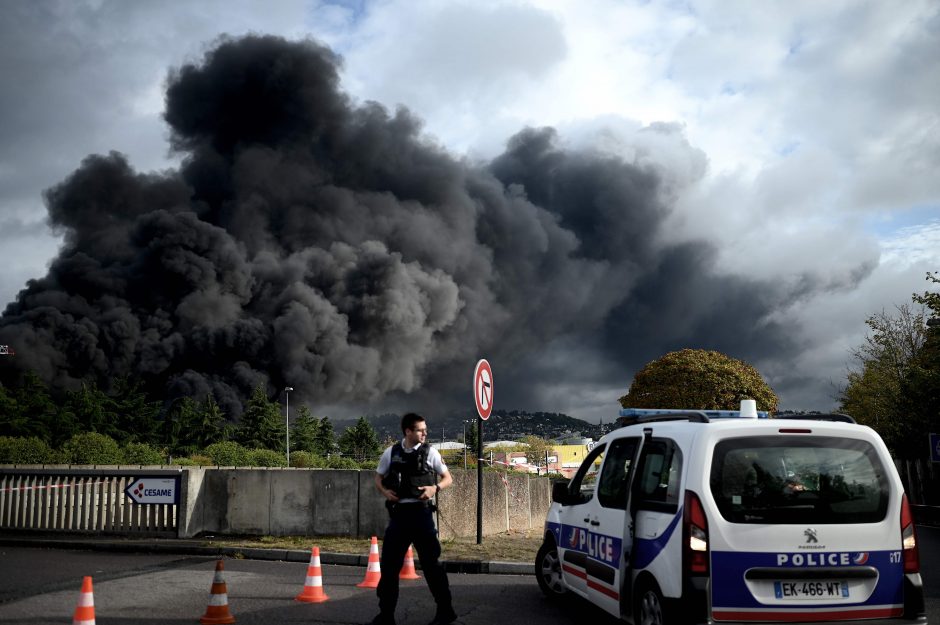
top-left (552, 480), bottom-right (573, 505)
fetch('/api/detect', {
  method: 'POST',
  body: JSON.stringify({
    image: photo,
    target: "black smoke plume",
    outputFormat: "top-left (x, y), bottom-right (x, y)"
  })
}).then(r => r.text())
top-left (0, 35), bottom-right (858, 419)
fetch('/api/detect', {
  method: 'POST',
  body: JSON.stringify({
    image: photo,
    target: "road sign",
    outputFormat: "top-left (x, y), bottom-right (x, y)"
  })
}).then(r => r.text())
top-left (930, 433), bottom-right (940, 463)
top-left (473, 359), bottom-right (493, 420)
top-left (124, 477), bottom-right (180, 504)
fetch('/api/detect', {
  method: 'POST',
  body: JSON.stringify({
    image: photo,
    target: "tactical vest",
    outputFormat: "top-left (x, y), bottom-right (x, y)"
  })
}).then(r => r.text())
top-left (382, 443), bottom-right (436, 499)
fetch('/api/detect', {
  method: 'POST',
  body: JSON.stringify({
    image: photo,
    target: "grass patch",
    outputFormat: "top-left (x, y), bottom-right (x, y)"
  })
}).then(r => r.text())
top-left (202, 528), bottom-right (542, 563)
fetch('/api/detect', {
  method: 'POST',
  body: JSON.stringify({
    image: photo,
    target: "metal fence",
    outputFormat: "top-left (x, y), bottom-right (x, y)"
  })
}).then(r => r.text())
top-left (0, 468), bottom-right (180, 537)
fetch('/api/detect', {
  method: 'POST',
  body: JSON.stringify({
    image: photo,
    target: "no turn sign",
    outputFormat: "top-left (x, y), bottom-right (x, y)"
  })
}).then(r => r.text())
top-left (473, 359), bottom-right (494, 420)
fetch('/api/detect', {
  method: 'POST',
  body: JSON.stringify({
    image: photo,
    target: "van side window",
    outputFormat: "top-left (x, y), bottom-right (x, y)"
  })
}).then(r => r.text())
top-left (596, 437), bottom-right (640, 510)
top-left (569, 443), bottom-right (607, 503)
top-left (635, 439), bottom-right (682, 513)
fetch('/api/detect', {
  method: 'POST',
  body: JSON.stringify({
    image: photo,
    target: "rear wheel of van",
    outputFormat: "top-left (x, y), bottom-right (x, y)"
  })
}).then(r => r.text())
top-left (535, 540), bottom-right (566, 599)
top-left (634, 580), bottom-right (665, 625)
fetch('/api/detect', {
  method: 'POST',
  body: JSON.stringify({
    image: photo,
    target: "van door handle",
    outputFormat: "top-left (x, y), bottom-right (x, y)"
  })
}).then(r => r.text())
top-left (590, 520), bottom-right (600, 526)
top-left (584, 518), bottom-right (590, 523)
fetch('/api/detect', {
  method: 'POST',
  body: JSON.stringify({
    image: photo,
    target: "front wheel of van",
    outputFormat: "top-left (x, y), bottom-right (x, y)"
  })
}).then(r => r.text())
top-left (634, 581), bottom-right (666, 625)
top-left (535, 540), bottom-right (566, 599)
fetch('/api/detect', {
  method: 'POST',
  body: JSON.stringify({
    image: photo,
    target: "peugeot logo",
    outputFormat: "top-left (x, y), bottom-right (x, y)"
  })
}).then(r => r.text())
top-left (804, 528), bottom-right (818, 543)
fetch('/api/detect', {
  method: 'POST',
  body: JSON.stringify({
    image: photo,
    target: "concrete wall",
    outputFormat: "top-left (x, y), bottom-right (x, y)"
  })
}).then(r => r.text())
top-left (1, 465), bottom-right (553, 539)
top-left (180, 468), bottom-right (553, 539)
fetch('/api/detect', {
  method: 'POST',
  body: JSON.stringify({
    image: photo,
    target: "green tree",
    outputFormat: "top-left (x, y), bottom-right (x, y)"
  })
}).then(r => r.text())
top-left (337, 417), bottom-right (381, 463)
top-left (290, 406), bottom-right (318, 453)
top-left (620, 348), bottom-right (778, 412)
top-left (174, 394), bottom-right (229, 451)
top-left (312, 416), bottom-right (336, 457)
top-left (839, 303), bottom-right (930, 456)
top-left (236, 384), bottom-right (284, 451)
top-left (110, 376), bottom-right (161, 444)
top-left (61, 432), bottom-right (124, 465)
top-left (2, 372), bottom-right (59, 442)
top-left (64, 382), bottom-right (121, 440)
top-left (164, 396), bottom-right (200, 454)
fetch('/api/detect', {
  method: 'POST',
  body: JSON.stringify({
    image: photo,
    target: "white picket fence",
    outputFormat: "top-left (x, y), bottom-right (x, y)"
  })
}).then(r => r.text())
top-left (0, 468), bottom-right (179, 537)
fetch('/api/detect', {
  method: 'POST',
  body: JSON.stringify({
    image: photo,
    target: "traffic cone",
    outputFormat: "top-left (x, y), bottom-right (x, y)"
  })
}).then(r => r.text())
top-left (295, 546), bottom-right (329, 603)
top-left (356, 536), bottom-right (382, 588)
top-left (399, 545), bottom-right (421, 580)
top-left (200, 559), bottom-right (236, 625)
top-left (72, 576), bottom-right (95, 625)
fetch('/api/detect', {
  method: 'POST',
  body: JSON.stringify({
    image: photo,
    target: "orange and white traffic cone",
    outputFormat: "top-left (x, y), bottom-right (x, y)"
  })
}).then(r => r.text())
top-left (295, 546), bottom-right (329, 603)
top-left (72, 576), bottom-right (95, 625)
top-left (356, 536), bottom-right (382, 588)
top-left (399, 545), bottom-right (421, 580)
top-left (200, 559), bottom-right (236, 624)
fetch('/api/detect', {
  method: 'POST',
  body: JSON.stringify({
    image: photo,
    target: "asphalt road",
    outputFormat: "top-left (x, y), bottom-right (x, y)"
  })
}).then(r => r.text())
top-left (0, 527), bottom-right (938, 624)
top-left (0, 547), bottom-right (609, 625)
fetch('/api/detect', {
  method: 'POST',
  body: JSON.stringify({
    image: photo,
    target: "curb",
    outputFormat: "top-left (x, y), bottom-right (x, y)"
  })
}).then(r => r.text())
top-left (0, 537), bottom-right (532, 575)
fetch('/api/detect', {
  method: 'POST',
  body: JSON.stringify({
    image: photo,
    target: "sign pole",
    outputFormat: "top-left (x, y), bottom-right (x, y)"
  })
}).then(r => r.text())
top-left (472, 358), bottom-right (493, 546)
top-left (477, 414), bottom-right (483, 544)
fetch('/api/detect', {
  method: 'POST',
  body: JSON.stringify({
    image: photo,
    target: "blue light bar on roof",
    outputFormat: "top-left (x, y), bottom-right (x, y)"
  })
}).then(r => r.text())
top-left (618, 408), bottom-right (769, 419)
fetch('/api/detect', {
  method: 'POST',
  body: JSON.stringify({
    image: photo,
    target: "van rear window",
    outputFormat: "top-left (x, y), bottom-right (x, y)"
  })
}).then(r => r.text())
top-left (709, 436), bottom-right (889, 524)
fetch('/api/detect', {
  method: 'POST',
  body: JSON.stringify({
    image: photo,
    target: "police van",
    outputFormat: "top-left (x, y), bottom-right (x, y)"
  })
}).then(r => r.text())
top-left (535, 401), bottom-right (927, 624)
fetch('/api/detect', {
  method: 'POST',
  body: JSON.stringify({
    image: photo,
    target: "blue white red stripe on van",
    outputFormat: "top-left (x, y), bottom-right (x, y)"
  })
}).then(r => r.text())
top-left (711, 605), bottom-right (904, 621)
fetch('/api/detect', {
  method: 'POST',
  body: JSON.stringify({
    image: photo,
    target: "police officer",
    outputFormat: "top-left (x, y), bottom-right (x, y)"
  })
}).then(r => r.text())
top-left (370, 413), bottom-right (456, 625)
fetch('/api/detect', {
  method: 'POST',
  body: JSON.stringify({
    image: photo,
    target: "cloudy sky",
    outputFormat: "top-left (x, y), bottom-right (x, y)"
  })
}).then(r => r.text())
top-left (0, 0), bottom-right (937, 423)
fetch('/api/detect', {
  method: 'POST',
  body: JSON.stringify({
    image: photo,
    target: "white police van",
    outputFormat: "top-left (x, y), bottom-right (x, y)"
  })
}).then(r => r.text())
top-left (536, 401), bottom-right (927, 624)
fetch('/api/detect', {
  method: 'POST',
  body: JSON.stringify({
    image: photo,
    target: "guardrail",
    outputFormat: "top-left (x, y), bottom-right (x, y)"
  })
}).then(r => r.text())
top-left (0, 467), bottom-right (181, 538)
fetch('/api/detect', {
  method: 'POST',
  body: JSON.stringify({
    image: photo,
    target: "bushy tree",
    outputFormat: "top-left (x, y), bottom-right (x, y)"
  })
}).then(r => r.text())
top-left (0, 372), bottom-right (60, 442)
top-left (122, 442), bottom-right (164, 465)
top-left (63, 382), bottom-right (122, 440)
top-left (290, 406), bottom-right (318, 453)
top-left (204, 441), bottom-right (250, 466)
top-left (313, 416), bottom-right (336, 457)
top-left (620, 349), bottom-right (778, 412)
top-left (337, 417), bottom-right (381, 463)
top-left (61, 432), bottom-right (124, 465)
top-left (110, 376), bottom-right (161, 444)
top-left (0, 436), bottom-right (56, 464)
top-left (841, 274), bottom-right (940, 457)
top-left (289, 450), bottom-right (327, 468)
top-left (248, 448), bottom-right (288, 467)
top-left (236, 384), bottom-right (284, 450)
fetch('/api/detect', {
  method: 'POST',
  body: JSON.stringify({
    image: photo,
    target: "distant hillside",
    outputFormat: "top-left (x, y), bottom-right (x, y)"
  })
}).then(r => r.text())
top-left (346, 409), bottom-right (610, 443)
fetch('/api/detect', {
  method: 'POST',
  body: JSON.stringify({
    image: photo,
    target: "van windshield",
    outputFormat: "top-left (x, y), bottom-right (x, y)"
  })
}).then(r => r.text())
top-left (709, 436), bottom-right (889, 524)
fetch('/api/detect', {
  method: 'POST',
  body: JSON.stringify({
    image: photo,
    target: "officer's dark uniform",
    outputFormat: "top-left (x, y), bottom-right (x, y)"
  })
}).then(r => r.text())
top-left (375, 442), bottom-right (455, 625)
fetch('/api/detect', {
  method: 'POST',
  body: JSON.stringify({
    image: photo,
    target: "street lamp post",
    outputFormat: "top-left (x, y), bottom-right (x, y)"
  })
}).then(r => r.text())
top-left (284, 387), bottom-right (294, 466)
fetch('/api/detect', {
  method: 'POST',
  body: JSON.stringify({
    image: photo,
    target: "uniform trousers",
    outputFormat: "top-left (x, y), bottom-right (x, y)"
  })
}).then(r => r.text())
top-left (377, 502), bottom-right (453, 617)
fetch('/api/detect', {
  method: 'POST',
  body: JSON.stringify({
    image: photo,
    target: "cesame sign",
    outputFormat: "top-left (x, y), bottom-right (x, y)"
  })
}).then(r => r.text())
top-left (124, 477), bottom-right (180, 504)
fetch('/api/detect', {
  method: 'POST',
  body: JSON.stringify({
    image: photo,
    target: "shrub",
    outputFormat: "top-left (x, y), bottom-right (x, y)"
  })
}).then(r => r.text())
top-left (248, 448), bottom-right (287, 467)
top-left (61, 432), bottom-right (124, 465)
top-left (189, 454), bottom-right (213, 466)
top-left (326, 455), bottom-right (360, 469)
top-left (0, 436), bottom-right (56, 464)
top-left (289, 451), bottom-right (327, 468)
top-left (171, 458), bottom-right (198, 466)
top-left (122, 442), bottom-right (164, 465)
top-left (204, 441), bottom-right (250, 466)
